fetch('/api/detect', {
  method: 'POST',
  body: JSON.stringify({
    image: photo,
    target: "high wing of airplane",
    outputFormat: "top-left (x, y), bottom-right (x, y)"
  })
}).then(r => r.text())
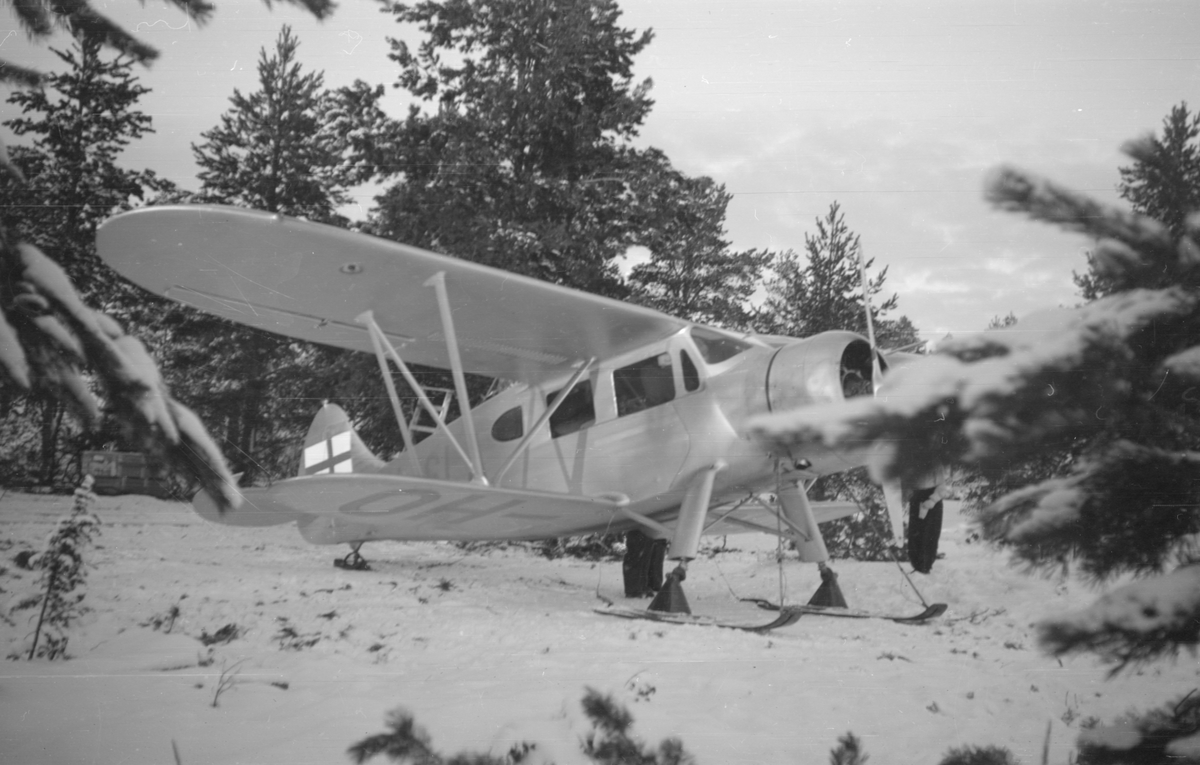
top-left (97, 205), bottom-right (685, 384)
top-left (97, 204), bottom-right (936, 616)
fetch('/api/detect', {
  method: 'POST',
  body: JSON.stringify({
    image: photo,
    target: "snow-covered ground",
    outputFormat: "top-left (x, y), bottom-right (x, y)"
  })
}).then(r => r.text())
top-left (1, 491), bottom-right (1194, 764)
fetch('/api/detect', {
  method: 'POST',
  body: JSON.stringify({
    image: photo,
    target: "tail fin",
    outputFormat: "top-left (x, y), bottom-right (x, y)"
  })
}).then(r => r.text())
top-left (301, 403), bottom-right (386, 476)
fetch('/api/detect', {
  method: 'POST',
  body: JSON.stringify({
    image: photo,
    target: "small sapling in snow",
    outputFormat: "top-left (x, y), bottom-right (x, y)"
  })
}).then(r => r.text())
top-left (142, 602), bottom-right (182, 633)
top-left (580, 687), bottom-right (692, 764)
top-left (829, 733), bottom-right (868, 765)
top-left (24, 476), bottom-right (100, 660)
top-left (274, 616), bottom-right (320, 650)
top-left (347, 707), bottom-right (538, 764)
top-left (200, 623), bottom-right (240, 646)
top-left (211, 659), bottom-right (245, 708)
top-left (937, 745), bottom-right (1019, 765)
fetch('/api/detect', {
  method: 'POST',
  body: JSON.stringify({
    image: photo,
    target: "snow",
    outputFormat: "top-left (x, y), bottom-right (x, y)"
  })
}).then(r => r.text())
top-left (2, 492), bottom-right (1196, 764)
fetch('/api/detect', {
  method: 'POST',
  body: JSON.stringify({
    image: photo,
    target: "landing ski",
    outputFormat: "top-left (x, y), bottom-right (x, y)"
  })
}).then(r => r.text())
top-left (594, 605), bottom-right (804, 633)
top-left (743, 599), bottom-right (948, 624)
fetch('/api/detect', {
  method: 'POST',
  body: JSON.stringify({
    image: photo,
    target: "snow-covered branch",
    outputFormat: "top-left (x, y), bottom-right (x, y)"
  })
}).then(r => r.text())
top-left (983, 441), bottom-right (1200, 580)
top-left (749, 286), bottom-right (1199, 487)
top-left (748, 160), bottom-right (1200, 689)
top-left (1040, 564), bottom-right (1200, 669)
top-left (1, 236), bottom-right (239, 511)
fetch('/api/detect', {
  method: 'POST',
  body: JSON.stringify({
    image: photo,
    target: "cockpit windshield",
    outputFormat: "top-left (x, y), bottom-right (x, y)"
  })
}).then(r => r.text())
top-left (689, 326), bottom-right (753, 364)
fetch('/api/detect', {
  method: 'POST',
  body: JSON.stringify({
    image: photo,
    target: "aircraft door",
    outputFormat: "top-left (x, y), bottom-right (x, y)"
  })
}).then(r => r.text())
top-left (584, 348), bottom-right (692, 501)
top-left (538, 348), bottom-right (692, 501)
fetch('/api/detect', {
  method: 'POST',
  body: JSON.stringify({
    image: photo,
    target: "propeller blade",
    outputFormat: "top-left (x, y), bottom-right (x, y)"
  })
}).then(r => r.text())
top-left (858, 246), bottom-right (905, 549)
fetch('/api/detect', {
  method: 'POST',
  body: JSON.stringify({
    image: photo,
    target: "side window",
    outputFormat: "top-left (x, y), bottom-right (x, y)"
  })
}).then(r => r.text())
top-left (681, 350), bottom-right (700, 392)
top-left (548, 381), bottom-right (595, 438)
top-left (691, 326), bottom-right (752, 364)
top-left (491, 406), bottom-right (524, 442)
top-left (614, 354), bottom-right (675, 417)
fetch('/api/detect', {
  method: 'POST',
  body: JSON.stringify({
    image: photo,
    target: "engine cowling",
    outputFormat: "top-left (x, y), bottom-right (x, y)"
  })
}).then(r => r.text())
top-left (765, 331), bottom-right (884, 412)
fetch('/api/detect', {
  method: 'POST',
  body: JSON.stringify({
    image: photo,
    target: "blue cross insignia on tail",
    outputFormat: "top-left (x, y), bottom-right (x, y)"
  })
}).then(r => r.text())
top-left (304, 431), bottom-right (353, 475)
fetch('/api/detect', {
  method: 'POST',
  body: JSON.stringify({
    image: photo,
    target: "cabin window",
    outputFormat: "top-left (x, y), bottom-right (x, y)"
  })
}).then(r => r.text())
top-left (548, 381), bottom-right (595, 438)
top-left (614, 353), bottom-right (675, 417)
top-left (691, 326), bottom-right (752, 364)
top-left (491, 406), bottom-right (524, 442)
top-left (681, 350), bottom-right (700, 392)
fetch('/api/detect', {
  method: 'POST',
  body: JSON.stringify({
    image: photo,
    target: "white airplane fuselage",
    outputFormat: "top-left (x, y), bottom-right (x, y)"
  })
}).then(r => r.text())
top-left (384, 324), bottom-right (881, 536)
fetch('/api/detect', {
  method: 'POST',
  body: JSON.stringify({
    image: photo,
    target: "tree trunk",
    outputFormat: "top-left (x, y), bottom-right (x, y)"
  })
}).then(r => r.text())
top-left (39, 398), bottom-right (64, 487)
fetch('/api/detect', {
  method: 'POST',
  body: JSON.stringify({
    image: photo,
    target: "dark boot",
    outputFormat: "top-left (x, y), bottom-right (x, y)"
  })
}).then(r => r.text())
top-left (623, 530), bottom-right (655, 597)
top-left (907, 488), bottom-right (944, 574)
top-left (647, 538), bottom-right (667, 592)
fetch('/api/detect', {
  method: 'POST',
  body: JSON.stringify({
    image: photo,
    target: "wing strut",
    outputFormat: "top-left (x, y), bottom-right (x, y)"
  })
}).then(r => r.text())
top-left (752, 493), bottom-right (815, 542)
top-left (617, 505), bottom-right (673, 538)
top-left (491, 357), bottom-right (595, 485)
top-left (356, 310), bottom-right (486, 485)
top-left (426, 272), bottom-right (486, 484)
top-left (701, 495), bottom-right (755, 534)
top-left (362, 310), bottom-right (423, 476)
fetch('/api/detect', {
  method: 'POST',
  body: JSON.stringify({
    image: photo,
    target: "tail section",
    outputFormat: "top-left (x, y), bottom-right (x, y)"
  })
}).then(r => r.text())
top-left (301, 403), bottom-right (386, 476)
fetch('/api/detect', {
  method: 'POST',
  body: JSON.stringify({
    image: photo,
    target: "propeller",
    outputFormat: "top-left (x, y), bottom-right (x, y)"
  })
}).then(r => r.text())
top-left (858, 247), bottom-right (906, 548)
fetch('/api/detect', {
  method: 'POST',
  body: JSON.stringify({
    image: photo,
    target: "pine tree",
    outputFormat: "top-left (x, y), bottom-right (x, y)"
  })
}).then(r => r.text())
top-left (625, 153), bottom-right (770, 329)
top-left (1075, 102), bottom-right (1200, 300)
top-left (1118, 103), bottom-right (1200, 242)
top-left (758, 202), bottom-right (918, 559)
top-left (749, 145), bottom-right (1200, 758)
top-left (192, 26), bottom-right (385, 224)
top-left (372, 0), bottom-right (661, 298)
top-left (2, 37), bottom-right (165, 305)
top-left (760, 202), bottom-right (900, 337)
top-left (875, 315), bottom-right (921, 351)
top-left (168, 26), bottom-right (399, 482)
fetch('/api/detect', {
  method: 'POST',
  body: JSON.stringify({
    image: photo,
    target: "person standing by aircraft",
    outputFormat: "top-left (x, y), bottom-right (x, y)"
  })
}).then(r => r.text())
top-left (623, 530), bottom-right (667, 597)
top-left (907, 464), bottom-right (946, 574)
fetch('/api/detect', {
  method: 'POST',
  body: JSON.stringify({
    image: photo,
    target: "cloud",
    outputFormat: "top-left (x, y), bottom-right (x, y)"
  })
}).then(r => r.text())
top-left (895, 270), bottom-right (974, 296)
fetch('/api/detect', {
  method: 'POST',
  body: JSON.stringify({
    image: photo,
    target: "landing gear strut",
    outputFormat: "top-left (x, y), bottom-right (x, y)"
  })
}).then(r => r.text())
top-left (643, 461), bottom-right (726, 615)
top-left (334, 543), bottom-right (371, 571)
top-left (807, 562), bottom-right (848, 608)
top-left (648, 563), bottom-right (690, 614)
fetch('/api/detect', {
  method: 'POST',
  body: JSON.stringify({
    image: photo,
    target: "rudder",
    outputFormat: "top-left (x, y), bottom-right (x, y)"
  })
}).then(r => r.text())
top-left (301, 403), bottom-right (386, 476)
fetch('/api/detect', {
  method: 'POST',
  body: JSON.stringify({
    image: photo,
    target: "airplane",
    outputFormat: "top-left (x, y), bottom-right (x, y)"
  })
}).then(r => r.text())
top-left (96, 204), bottom-right (932, 617)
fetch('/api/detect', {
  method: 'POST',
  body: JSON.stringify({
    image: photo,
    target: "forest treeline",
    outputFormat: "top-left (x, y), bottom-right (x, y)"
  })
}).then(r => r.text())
top-left (1, 5), bottom-right (918, 489)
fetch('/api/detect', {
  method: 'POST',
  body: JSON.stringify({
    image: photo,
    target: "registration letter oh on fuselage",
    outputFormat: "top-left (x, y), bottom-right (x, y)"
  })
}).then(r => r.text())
top-left (338, 489), bottom-right (524, 529)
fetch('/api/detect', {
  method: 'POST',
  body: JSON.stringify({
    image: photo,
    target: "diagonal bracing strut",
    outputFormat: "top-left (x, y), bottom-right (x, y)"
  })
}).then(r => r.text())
top-left (356, 307), bottom-right (486, 485)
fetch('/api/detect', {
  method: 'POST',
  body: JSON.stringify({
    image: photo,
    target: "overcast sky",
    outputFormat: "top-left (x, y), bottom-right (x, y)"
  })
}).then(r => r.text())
top-left (5, 0), bottom-right (1199, 339)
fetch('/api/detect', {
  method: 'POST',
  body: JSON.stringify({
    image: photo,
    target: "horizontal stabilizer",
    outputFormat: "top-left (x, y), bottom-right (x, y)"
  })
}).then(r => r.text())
top-left (205, 474), bottom-right (631, 545)
top-left (193, 486), bottom-right (302, 528)
top-left (703, 500), bottom-right (859, 537)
